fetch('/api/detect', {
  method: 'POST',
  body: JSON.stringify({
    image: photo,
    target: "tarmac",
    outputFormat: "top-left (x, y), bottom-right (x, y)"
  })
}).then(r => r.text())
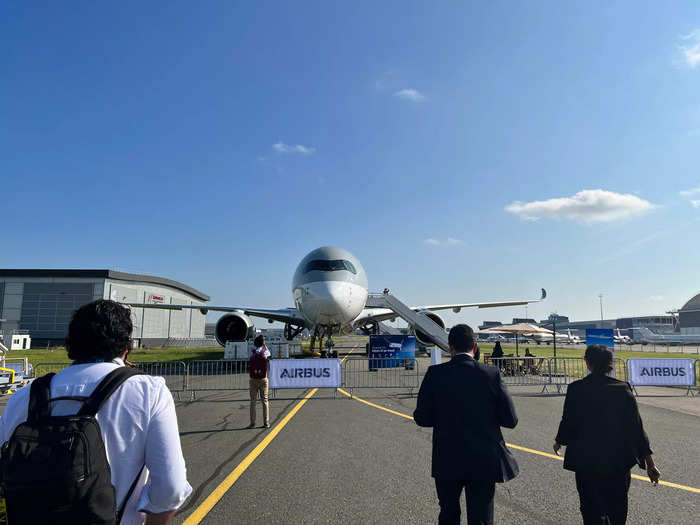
top-left (0, 349), bottom-right (697, 524)
top-left (169, 352), bottom-right (699, 525)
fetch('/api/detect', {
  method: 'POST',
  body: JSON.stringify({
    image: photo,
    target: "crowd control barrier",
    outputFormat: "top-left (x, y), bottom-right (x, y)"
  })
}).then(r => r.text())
top-left (185, 359), bottom-right (250, 399)
top-left (341, 357), bottom-right (420, 397)
top-left (29, 357), bottom-right (698, 399)
top-left (486, 357), bottom-right (552, 389)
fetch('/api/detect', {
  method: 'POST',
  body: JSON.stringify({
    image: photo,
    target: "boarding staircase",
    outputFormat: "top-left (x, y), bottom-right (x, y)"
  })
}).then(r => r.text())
top-left (366, 293), bottom-right (450, 352)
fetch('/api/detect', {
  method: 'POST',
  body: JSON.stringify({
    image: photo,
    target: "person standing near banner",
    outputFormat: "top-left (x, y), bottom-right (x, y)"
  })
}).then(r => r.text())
top-left (248, 335), bottom-right (271, 429)
top-left (554, 345), bottom-right (660, 524)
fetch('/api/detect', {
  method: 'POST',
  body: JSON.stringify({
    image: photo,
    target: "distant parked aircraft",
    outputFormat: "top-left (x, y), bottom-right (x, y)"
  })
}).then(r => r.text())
top-left (630, 327), bottom-right (700, 345)
top-left (524, 328), bottom-right (581, 345)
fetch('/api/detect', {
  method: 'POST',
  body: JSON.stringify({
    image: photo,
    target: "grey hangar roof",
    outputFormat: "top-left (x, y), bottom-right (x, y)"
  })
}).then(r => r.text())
top-left (0, 269), bottom-right (210, 302)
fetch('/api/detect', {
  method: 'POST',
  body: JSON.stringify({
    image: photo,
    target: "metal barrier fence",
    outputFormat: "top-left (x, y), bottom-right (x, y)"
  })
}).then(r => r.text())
top-left (483, 357), bottom-right (629, 392)
top-left (185, 360), bottom-right (250, 398)
top-left (29, 357), bottom-right (698, 398)
top-left (485, 357), bottom-right (552, 387)
top-left (162, 338), bottom-right (218, 348)
top-left (136, 361), bottom-right (187, 395)
top-left (341, 357), bottom-right (420, 396)
top-left (34, 361), bottom-right (187, 397)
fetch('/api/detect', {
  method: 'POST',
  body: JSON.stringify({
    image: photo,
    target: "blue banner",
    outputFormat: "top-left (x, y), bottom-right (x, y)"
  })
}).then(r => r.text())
top-left (369, 335), bottom-right (416, 369)
top-left (585, 328), bottom-right (615, 349)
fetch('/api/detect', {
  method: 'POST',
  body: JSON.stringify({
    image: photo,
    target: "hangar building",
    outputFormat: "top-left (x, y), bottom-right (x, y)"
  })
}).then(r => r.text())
top-left (679, 292), bottom-right (700, 335)
top-left (0, 270), bottom-right (209, 347)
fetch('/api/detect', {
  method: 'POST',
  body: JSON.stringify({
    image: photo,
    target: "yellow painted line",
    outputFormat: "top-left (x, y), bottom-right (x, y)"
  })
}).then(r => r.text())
top-left (337, 389), bottom-right (700, 495)
top-left (182, 388), bottom-right (319, 525)
top-left (340, 343), bottom-right (359, 363)
top-left (337, 388), bottom-right (413, 419)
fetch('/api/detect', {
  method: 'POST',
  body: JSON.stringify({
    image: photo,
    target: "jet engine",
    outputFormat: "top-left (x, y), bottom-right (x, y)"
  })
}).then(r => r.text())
top-left (215, 312), bottom-right (255, 346)
top-left (414, 311), bottom-right (446, 346)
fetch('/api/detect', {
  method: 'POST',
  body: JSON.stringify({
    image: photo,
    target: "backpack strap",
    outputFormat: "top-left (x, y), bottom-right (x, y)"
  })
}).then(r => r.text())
top-left (117, 465), bottom-right (145, 524)
top-left (27, 373), bottom-right (55, 423)
top-left (78, 367), bottom-right (142, 417)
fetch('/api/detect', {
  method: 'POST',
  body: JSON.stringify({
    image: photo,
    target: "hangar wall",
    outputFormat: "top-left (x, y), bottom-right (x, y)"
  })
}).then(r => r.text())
top-left (0, 270), bottom-right (209, 347)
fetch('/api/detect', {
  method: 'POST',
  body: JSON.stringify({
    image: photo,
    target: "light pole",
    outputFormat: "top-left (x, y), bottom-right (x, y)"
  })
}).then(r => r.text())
top-left (598, 294), bottom-right (604, 328)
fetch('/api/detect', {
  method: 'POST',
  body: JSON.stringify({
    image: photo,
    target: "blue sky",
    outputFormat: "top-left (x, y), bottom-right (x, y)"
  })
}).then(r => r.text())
top-left (2, 1), bottom-right (700, 328)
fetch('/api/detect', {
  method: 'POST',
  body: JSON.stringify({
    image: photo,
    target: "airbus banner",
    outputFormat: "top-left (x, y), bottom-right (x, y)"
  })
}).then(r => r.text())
top-left (269, 359), bottom-right (341, 389)
top-left (628, 358), bottom-right (696, 386)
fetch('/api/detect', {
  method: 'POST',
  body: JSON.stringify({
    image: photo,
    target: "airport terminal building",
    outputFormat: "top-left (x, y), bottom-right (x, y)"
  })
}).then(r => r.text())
top-left (0, 270), bottom-right (210, 347)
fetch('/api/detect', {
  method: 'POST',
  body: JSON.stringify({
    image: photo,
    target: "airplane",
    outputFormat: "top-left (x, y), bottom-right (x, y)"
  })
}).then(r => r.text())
top-left (630, 326), bottom-right (700, 345)
top-left (523, 328), bottom-right (581, 345)
top-left (125, 246), bottom-right (546, 355)
top-left (614, 329), bottom-right (631, 345)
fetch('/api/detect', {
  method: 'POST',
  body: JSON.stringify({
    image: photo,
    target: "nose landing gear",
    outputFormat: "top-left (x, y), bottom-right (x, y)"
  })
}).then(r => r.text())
top-left (306, 325), bottom-right (339, 358)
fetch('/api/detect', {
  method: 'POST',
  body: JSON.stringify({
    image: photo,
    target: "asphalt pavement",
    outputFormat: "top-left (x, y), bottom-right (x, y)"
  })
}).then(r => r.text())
top-left (172, 357), bottom-right (699, 525)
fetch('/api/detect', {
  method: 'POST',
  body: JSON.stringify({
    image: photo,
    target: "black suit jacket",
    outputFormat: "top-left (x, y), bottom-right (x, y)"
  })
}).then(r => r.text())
top-left (413, 354), bottom-right (519, 482)
top-left (555, 374), bottom-right (652, 476)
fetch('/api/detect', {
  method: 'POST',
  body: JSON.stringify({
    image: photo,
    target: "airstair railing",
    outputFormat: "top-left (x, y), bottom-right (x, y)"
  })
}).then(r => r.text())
top-left (366, 293), bottom-right (450, 351)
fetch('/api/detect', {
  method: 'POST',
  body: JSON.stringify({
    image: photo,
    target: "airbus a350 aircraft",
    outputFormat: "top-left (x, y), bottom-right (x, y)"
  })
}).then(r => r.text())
top-left (127, 246), bottom-right (546, 353)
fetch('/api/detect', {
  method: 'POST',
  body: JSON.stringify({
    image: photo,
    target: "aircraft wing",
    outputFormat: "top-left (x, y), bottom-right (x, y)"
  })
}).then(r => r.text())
top-left (123, 303), bottom-right (308, 327)
top-left (355, 289), bottom-right (547, 326)
top-left (415, 288), bottom-right (547, 313)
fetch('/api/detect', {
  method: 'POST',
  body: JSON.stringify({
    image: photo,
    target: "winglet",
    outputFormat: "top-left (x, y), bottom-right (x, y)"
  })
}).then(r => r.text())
top-left (541, 288), bottom-right (547, 300)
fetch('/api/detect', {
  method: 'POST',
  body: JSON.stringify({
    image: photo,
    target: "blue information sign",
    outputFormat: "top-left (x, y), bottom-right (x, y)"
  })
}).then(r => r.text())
top-left (585, 328), bottom-right (615, 349)
top-left (369, 335), bottom-right (416, 370)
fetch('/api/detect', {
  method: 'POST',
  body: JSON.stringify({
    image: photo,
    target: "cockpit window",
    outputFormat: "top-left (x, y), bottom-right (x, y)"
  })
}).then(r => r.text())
top-left (304, 259), bottom-right (357, 274)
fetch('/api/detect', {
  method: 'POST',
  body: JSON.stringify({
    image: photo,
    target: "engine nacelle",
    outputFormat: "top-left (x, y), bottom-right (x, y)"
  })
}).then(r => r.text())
top-left (414, 311), bottom-right (446, 346)
top-left (215, 313), bottom-right (255, 346)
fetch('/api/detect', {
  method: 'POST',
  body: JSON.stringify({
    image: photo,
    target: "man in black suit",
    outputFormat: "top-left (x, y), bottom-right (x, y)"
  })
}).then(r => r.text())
top-left (554, 345), bottom-right (661, 524)
top-left (414, 324), bottom-right (519, 525)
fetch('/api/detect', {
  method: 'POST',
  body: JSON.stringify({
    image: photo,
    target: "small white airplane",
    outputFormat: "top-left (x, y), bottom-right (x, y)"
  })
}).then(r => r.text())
top-left (127, 246), bottom-right (546, 354)
top-left (614, 329), bottom-right (631, 345)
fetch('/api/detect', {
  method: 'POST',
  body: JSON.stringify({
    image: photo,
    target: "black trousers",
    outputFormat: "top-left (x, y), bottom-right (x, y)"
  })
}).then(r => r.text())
top-left (575, 470), bottom-right (632, 525)
top-left (434, 478), bottom-right (495, 525)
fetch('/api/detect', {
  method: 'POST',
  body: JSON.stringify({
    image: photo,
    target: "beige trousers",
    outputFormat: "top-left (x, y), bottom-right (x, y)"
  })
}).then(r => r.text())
top-left (249, 377), bottom-right (270, 426)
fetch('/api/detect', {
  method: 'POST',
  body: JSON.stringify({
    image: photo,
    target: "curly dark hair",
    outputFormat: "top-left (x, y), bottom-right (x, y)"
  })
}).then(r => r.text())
top-left (254, 335), bottom-right (265, 347)
top-left (584, 344), bottom-right (613, 375)
top-left (66, 299), bottom-right (133, 362)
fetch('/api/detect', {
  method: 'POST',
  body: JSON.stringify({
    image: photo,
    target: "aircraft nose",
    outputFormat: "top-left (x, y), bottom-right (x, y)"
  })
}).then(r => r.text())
top-left (319, 281), bottom-right (349, 313)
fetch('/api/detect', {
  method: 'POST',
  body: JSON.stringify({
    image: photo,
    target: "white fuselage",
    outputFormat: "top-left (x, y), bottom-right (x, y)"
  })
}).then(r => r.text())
top-left (295, 280), bottom-right (368, 327)
top-left (291, 246), bottom-right (370, 330)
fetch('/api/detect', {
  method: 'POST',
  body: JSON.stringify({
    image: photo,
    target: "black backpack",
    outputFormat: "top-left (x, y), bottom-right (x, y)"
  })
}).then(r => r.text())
top-left (0, 367), bottom-right (143, 524)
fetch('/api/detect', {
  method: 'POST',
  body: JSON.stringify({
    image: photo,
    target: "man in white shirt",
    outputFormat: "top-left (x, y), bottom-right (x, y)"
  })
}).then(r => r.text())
top-left (0, 300), bottom-right (192, 525)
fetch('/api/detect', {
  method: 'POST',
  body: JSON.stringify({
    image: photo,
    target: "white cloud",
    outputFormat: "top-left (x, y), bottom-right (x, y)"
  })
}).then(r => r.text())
top-left (394, 89), bottom-right (426, 102)
top-left (679, 29), bottom-right (700, 68)
top-left (424, 237), bottom-right (463, 246)
top-left (272, 141), bottom-right (316, 155)
top-left (691, 200), bottom-right (700, 208)
top-left (680, 186), bottom-right (700, 197)
top-left (505, 189), bottom-right (655, 223)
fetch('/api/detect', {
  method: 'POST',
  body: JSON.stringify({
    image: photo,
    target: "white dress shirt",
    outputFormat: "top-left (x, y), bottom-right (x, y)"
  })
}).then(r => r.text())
top-left (249, 345), bottom-right (271, 359)
top-left (0, 359), bottom-right (192, 525)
